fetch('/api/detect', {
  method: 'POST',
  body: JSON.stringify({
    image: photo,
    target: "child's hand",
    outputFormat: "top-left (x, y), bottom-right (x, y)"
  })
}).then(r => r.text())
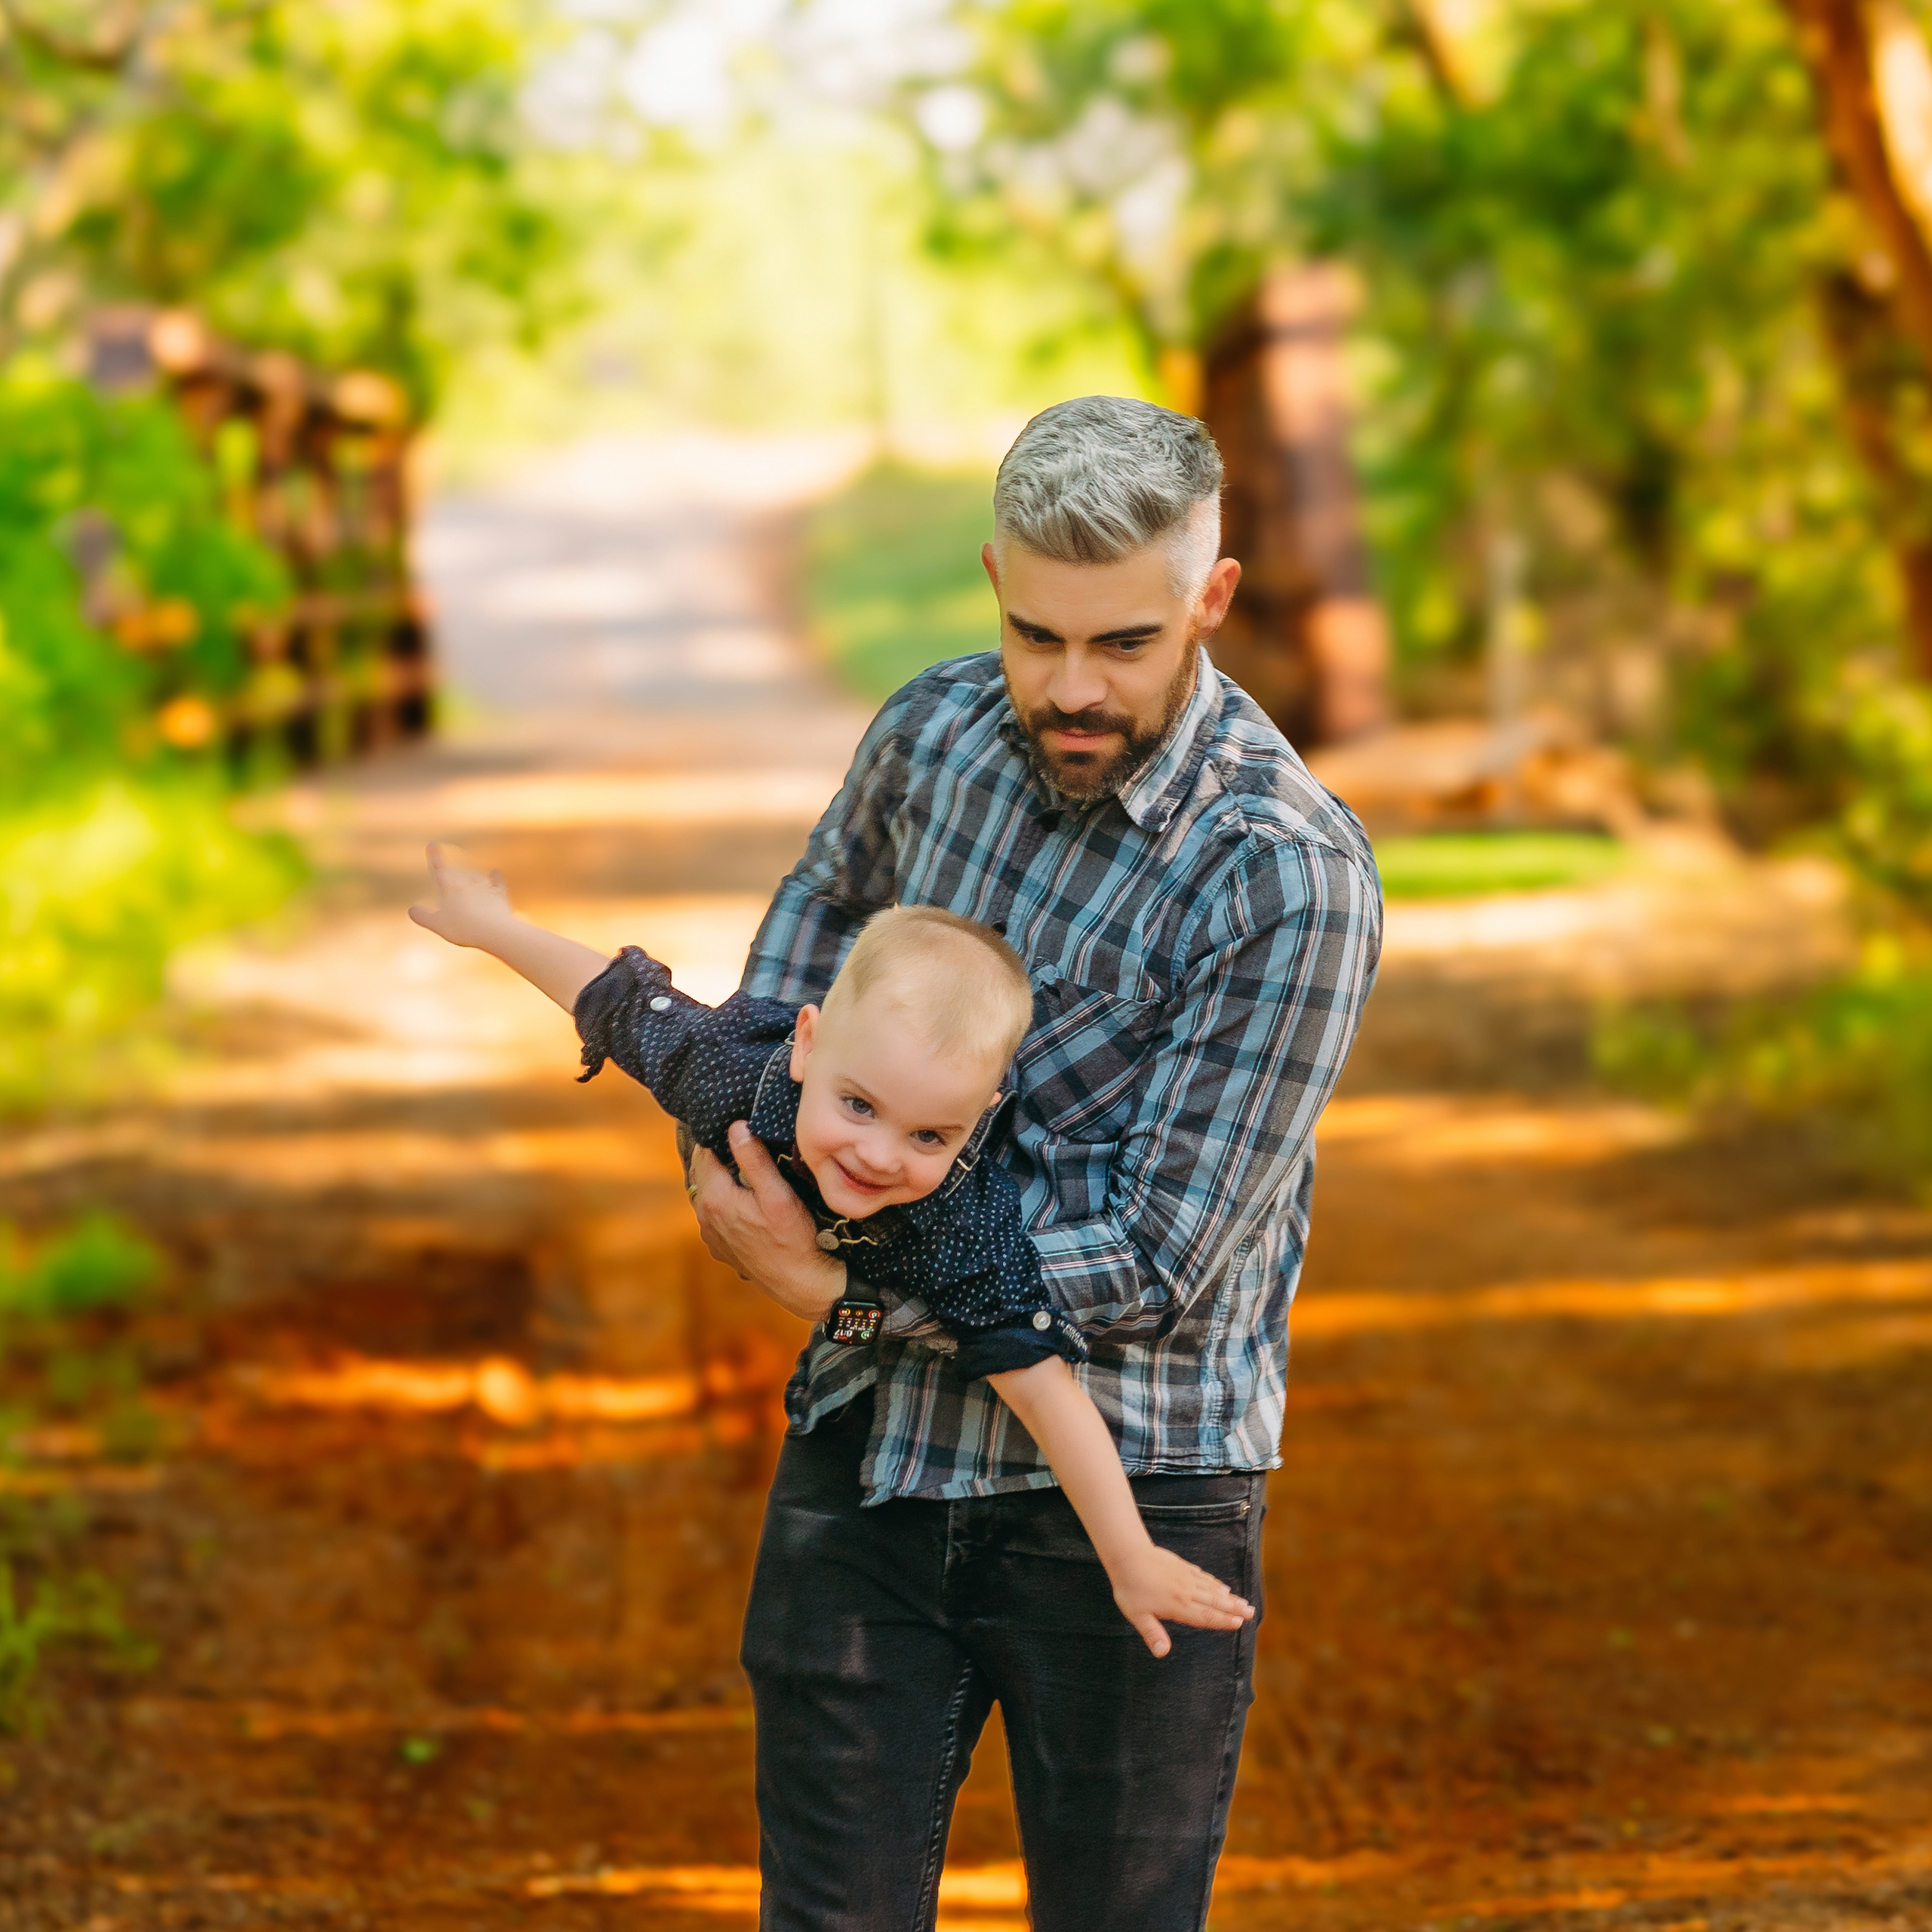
top-left (408, 843), bottom-right (515, 949)
top-left (1111, 1546), bottom-right (1255, 1659)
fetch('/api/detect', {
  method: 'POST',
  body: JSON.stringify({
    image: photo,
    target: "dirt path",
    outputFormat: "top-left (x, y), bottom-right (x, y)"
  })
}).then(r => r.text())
top-left (3, 438), bottom-right (1930, 1931)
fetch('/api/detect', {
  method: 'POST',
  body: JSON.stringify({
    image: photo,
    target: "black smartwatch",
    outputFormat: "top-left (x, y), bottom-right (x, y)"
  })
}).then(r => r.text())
top-left (826, 1297), bottom-right (884, 1346)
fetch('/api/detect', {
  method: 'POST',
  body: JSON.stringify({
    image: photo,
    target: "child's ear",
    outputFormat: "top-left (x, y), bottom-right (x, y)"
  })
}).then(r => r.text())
top-left (789, 1004), bottom-right (818, 1083)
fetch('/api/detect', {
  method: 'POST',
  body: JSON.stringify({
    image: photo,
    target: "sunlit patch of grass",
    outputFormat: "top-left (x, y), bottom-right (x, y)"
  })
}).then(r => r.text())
top-left (1595, 934), bottom-right (1932, 1195)
top-left (0, 778), bottom-right (306, 1114)
top-left (1373, 830), bottom-right (1629, 899)
top-left (0, 1216), bottom-right (164, 1731)
top-left (802, 461), bottom-right (997, 701)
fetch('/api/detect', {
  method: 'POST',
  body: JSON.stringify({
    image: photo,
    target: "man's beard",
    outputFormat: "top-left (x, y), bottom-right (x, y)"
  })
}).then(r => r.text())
top-left (1009, 635), bottom-right (1200, 801)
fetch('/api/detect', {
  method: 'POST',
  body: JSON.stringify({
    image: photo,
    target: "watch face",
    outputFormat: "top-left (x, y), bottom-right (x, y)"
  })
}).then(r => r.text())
top-left (829, 1299), bottom-right (884, 1346)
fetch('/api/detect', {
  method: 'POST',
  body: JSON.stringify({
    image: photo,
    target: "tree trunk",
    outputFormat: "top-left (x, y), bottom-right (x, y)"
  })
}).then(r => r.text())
top-left (1786, 0), bottom-right (1932, 365)
top-left (1787, 0), bottom-right (1932, 674)
top-left (1202, 266), bottom-right (1392, 747)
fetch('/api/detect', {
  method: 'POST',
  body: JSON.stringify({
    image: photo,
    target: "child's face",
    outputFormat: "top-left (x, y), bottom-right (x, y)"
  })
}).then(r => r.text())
top-left (788, 998), bottom-right (1001, 1220)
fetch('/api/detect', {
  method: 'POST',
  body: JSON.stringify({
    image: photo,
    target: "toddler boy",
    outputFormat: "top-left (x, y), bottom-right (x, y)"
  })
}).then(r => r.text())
top-left (411, 844), bottom-right (1253, 1654)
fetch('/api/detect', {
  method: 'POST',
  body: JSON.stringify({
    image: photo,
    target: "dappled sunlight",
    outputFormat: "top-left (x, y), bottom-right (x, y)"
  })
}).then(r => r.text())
top-left (1317, 1094), bottom-right (1688, 1168)
top-left (128, 1698), bottom-right (752, 1742)
top-left (1295, 1258), bottom-right (1932, 1336)
top-left (1378, 856), bottom-right (1852, 997)
top-left (155, 1124), bottom-right (678, 1190)
top-left (525, 1858), bottom-right (1031, 1926)
top-left (232, 1348), bottom-right (787, 1429)
top-left (275, 771), bottom-right (849, 836)
top-left (168, 893), bottom-right (776, 1093)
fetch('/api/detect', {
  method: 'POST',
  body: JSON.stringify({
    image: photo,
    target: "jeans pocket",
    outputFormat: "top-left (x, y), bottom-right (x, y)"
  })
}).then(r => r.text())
top-left (1134, 1480), bottom-right (1265, 1604)
top-left (1135, 1495), bottom-right (1254, 1527)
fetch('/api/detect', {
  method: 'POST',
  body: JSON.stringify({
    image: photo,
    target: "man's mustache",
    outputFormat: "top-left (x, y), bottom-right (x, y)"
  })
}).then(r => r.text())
top-left (1025, 705), bottom-right (1133, 742)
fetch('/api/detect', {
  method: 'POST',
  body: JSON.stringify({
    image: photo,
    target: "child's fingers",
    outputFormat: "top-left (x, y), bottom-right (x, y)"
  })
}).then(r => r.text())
top-left (1163, 1601), bottom-right (1252, 1630)
top-left (1163, 1564), bottom-right (1254, 1628)
top-left (1129, 1611), bottom-right (1171, 1659)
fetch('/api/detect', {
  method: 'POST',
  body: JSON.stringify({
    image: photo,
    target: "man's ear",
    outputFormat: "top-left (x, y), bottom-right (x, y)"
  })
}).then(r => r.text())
top-left (789, 1004), bottom-right (818, 1083)
top-left (980, 540), bottom-right (1001, 595)
top-left (1196, 554), bottom-right (1242, 638)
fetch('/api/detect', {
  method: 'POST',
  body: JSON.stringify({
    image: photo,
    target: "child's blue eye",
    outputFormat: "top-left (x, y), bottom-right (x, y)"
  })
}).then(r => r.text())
top-left (844, 1095), bottom-right (873, 1118)
top-left (912, 1130), bottom-right (945, 1149)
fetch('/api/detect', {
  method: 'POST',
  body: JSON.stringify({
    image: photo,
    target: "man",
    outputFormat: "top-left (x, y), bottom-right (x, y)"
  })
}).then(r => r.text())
top-left (691, 395), bottom-right (1382, 1931)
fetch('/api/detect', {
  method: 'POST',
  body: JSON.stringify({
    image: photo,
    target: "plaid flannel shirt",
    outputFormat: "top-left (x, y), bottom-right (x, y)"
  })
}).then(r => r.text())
top-left (742, 650), bottom-right (1382, 1503)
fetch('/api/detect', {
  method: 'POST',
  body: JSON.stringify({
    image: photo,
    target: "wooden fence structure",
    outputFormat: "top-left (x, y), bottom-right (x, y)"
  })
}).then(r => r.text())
top-left (87, 308), bottom-right (432, 768)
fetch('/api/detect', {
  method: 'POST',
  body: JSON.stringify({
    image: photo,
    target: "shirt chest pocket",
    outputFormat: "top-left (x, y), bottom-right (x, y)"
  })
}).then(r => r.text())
top-left (1015, 974), bottom-right (1164, 1140)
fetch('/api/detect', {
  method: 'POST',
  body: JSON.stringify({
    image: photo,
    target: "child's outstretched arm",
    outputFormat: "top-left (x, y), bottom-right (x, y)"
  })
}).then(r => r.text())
top-left (988, 1356), bottom-right (1255, 1658)
top-left (408, 843), bottom-right (611, 1013)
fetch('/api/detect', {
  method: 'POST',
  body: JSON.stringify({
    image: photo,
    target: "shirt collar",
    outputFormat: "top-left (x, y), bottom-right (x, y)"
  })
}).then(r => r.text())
top-left (1115, 648), bottom-right (1223, 833)
top-left (997, 647), bottom-right (1223, 835)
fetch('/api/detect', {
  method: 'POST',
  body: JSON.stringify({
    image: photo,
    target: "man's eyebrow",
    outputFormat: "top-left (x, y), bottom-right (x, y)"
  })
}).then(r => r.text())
top-left (1006, 613), bottom-right (1165, 645)
top-left (1005, 611), bottom-right (1063, 641)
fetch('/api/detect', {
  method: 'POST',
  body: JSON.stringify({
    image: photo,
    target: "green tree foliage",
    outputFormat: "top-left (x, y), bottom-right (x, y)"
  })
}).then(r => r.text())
top-left (0, 0), bottom-right (576, 411)
top-left (924, 0), bottom-right (1348, 361)
top-left (0, 355), bottom-right (289, 777)
top-left (0, 2), bottom-right (580, 1110)
top-left (0, 358), bottom-right (306, 1108)
top-left (918, 0), bottom-right (1932, 902)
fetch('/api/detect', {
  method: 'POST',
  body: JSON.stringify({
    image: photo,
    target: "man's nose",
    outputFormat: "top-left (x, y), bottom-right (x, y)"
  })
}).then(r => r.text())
top-left (1048, 643), bottom-right (1109, 716)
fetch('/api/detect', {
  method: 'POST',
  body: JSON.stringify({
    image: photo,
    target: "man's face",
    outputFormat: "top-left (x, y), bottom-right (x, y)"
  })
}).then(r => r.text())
top-left (983, 533), bottom-right (1241, 800)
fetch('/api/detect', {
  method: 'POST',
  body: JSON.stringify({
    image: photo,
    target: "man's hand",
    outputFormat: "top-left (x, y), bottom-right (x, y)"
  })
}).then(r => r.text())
top-left (408, 842), bottom-right (515, 949)
top-left (691, 1123), bottom-right (846, 1324)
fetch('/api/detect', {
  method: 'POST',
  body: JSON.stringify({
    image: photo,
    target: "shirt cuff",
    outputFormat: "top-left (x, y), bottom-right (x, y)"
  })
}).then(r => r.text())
top-left (951, 1310), bottom-right (1088, 1381)
top-left (571, 946), bottom-right (673, 1083)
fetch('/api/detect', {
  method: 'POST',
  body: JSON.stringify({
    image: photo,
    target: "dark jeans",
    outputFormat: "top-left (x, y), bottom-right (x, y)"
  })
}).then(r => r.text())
top-left (740, 1393), bottom-right (1266, 1931)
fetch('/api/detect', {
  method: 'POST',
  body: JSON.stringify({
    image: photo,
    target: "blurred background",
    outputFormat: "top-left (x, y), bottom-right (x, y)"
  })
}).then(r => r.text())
top-left (3, 3), bottom-right (1930, 1927)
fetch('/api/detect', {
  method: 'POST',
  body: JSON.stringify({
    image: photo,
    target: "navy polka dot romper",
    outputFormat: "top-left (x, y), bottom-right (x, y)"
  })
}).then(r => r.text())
top-left (574, 946), bottom-right (1087, 1380)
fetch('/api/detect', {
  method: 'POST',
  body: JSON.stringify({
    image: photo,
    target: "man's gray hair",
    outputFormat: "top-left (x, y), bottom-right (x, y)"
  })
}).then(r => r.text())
top-left (993, 395), bottom-right (1224, 597)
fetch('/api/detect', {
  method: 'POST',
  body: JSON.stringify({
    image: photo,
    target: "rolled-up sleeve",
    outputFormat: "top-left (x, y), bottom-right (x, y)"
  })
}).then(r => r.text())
top-left (574, 949), bottom-right (789, 1153)
top-left (1029, 833), bottom-right (1381, 1340)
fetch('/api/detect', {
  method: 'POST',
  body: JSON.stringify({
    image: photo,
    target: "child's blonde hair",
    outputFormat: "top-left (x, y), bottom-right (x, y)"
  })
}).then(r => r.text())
top-left (820, 905), bottom-right (1035, 1075)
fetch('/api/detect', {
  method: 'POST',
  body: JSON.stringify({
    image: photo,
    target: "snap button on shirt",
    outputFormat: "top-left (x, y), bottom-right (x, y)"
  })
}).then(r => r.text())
top-left (1032, 1310), bottom-right (1051, 1331)
top-left (649, 995), bottom-right (672, 1012)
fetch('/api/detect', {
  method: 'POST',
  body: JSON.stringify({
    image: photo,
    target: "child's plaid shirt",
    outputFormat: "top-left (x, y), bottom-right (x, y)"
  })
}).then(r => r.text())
top-left (743, 651), bottom-right (1383, 1504)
